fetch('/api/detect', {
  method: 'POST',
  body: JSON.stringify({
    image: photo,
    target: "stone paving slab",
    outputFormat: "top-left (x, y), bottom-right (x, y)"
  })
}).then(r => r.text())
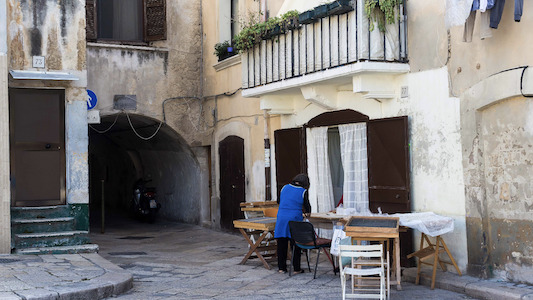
top-left (3, 217), bottom-right (533, 300)
top-left (0, 253), bottom-right (132, 300)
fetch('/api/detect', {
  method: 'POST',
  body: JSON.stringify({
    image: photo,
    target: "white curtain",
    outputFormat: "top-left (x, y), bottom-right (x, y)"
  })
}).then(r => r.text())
top-left (339, 123), bottom-right (369, 213)
top-left (306, 127), bottom-right (335, 213)
top-left (114, 0), bottom-right (143, 41)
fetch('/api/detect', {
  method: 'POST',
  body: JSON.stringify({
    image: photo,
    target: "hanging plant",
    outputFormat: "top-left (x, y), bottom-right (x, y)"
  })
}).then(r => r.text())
top-left (364, 0), bottom-right (402, 32)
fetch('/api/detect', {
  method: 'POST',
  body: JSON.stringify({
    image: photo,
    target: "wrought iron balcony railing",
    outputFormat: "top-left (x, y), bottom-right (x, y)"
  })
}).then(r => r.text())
top-left (241, 0), bottom-right (407, 90)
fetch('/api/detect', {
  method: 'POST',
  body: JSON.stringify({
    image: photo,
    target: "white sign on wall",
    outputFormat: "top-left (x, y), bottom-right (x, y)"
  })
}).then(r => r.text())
top-left (32, 56), bottom-right (45, 68)
top-left (88, 110), bottom-right (101, 124)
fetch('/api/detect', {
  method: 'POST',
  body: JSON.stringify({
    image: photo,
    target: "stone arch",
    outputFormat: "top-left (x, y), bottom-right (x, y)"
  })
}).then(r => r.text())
top-left (461, 67), bottom-right (533, 279)
top-left (88, 113), bottom-right (202, 224)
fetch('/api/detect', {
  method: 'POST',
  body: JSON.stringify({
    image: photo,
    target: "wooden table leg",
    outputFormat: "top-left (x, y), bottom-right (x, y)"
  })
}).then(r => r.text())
top-left (238, 228), bottom-right (272, 269)
top-left (394, 237), bottom-right (402, 290)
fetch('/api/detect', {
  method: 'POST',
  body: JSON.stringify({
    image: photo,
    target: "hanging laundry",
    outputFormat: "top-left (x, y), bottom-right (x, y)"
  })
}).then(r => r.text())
top-left (463, 11), bottom-right (476, 42)
top-left (472, 0), bottom-right (494, 12)
top-left (446, 0), bottom-right (475, 29)
top-left (515, 0), bottom-right (523, 22)
top-left (464, 0), bottom-right (495, 42)
top-left (490, 0), bottom-right (523, 28)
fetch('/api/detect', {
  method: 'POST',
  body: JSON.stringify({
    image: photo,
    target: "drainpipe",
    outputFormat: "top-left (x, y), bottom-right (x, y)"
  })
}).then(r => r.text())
top-left (264, 110), bottom-right (271, 201)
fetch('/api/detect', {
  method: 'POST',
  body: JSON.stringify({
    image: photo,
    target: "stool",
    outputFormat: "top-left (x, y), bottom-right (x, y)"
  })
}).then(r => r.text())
top-left (407, 233), bottom-right (461, 289)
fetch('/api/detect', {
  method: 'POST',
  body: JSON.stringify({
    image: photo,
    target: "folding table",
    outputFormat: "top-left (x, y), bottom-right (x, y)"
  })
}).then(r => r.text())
top-left (233, 217), bottom-right (277, 269)
top-left (344, 216), bottom-right (402, 291)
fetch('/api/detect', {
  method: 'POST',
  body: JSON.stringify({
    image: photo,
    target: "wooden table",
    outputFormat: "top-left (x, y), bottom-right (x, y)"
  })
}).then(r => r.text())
top-left (344, 216), bottom-right (402, 291)
top-left (308, 212), bottom-right (349, 229)
top-left (233, 217), bottom-right (277, 269)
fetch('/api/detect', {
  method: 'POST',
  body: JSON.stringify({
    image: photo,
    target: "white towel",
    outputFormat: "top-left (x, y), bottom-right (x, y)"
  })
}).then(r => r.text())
top-left (445, 0), bottom-right (475, 29)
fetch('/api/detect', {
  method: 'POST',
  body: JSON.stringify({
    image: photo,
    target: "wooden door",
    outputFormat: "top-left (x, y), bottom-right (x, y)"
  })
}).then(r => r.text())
top-left (9, 89), bottom-right (66, 207)
top-left (219, 136), bottom-right (245, 231)
top-left (274, 127), bottom-right (307, 199)
top-left (367, 116), bottom-right (410, 213)
top-left (367, 116), bottom-right (413, 266)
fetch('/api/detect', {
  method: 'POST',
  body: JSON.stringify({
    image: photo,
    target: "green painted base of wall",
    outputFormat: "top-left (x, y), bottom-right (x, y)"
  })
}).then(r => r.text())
top-left (69, 204), bottom-right (89, 231)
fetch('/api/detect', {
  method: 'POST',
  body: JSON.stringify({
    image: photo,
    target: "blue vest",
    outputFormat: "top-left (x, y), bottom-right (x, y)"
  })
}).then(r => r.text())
top-left (274, 184), bottom-right (306, 238)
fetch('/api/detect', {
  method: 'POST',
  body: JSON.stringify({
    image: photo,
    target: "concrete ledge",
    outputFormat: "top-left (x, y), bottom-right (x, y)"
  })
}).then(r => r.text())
top-left (2, 254), bottom-right (133, 300)
top-left (403, 267), bottom-right (533, 300)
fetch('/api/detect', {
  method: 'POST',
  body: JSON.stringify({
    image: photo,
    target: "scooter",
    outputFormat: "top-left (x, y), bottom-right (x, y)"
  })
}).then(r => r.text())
top-left (131, 178), bottom-right (161, 223)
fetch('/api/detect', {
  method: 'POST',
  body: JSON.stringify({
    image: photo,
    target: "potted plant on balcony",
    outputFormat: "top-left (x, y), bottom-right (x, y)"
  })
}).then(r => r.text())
top-left (314, 4), bottom-right (329, 18)
top-left (328, 0), bottom-right (354, 15)
top-left (299, 10), bottom-right (316, 24)
top-left (282, 10), bottom-right (300, 30)
top-left (214, 40), bottom-right (236, 62)
top-left (365, 0), bottom-right (402, 32)
top-left (263, 17), bottom-right (283, 39)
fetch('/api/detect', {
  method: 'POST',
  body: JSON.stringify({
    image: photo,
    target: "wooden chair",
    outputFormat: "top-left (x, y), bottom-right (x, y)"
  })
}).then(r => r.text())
top-left (263, 207), bottom-right (278, 217)
top-left (338, 244), bottom-right (387, 300)
top-left (407, 233), bottom-right (462, 290)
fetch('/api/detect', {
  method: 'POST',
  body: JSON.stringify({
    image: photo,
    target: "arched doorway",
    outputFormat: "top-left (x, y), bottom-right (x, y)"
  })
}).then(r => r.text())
top-left (88, 113), bottom-right (202, 228)
top-left (219, 135), bottom-right (245, 231)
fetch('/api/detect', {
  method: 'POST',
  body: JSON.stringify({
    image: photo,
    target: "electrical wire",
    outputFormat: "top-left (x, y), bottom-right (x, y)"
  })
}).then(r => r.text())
top-left (488, 65), bottom-right (533, 98)
top-left (125, 112), bottom-right (164, 140)
top-left (89, 113), bottom-right (119, 133)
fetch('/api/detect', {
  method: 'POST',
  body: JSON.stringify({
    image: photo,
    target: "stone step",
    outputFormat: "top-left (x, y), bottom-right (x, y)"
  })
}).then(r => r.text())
top-left (14, 244), bottom-right (99, 255)
top-left (11, 217), bottom-right (76, 234)
top-left (11, 205), bottom-right (70, 219)
top-left (13, 231), bottom-right (90, 249)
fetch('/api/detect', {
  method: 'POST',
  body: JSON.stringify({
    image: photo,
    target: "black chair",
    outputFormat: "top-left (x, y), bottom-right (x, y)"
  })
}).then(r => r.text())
top-left (288, 221), bottom-right (334, 279)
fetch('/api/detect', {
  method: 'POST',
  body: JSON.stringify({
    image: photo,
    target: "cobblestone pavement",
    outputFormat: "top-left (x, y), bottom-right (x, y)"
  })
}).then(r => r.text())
top-left (90, 217), bottom-right (476, 300)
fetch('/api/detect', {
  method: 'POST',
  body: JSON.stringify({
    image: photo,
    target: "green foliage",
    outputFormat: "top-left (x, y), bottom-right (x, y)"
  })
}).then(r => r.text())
top-left (364, 0), bottom-right (402, 32)
top-left (213, 40), bottom-right (231, 57)
top-left (214, 40), bottom-right (236, 61)
top-left (234, 10), bottom-right (300, 53)
top-left (281, 10), bottom-right (299, 19)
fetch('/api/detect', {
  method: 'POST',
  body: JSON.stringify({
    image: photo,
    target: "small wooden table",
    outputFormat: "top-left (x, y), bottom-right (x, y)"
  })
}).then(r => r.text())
top-left (308, 212), bottom-right (349, 229)
top-left (344, 216), bottom-right (402, 291)
top-left (233, 217), bottom-right (277, 269)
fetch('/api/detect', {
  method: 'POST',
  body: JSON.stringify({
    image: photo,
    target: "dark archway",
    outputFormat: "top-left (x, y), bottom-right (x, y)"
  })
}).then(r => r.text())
top-left (88, 113), bottom-right (201, 229)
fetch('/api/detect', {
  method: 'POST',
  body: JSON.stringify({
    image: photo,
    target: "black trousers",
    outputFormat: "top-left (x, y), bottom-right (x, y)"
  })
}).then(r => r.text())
top-left (277, 237), bottom-right (302, 271)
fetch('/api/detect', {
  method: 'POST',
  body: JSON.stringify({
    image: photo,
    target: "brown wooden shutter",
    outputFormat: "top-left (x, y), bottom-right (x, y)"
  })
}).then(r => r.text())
top-left (85, 0), bottom-right (97, 41)
top-left (367, 116), bottom-right (410, 213)
top-left (143, 0), bottom-right (167, 41)
top-left (367, 116), bottom-right (414, 267)
top-left (274, 127), bottom-right (307, 199)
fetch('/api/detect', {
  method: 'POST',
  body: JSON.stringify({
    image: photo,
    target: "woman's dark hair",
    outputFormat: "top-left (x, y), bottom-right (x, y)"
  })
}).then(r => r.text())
top-left (291, 173), bottom-right (310, 189)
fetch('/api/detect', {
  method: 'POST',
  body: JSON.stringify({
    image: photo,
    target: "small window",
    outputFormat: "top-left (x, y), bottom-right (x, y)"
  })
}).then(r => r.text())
top-left (230, 0), bottom-right (239, 41)
top-left (86, 0), bottom-right (167, 43)
top-left (97, 0), bottom-right (143, 41)
top-left (219, 0), bottom-right (239, 44)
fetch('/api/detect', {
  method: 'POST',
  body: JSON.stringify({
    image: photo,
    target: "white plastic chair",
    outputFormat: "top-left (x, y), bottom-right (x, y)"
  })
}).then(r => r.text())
top-left (338, 244), bottom-right (388, 300)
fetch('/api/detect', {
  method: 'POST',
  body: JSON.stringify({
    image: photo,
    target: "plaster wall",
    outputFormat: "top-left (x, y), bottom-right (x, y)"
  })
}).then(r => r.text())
top-left (6, 0), bottom-right (88, 208)
top-left (0, 53), bottom-right (10, 253)
top-left (405, 0), bottom-right (533, 281)
top-left (87, 0), bottom-right (203, 146)
top-left (0, 0), bottom-right (10, 253)
top-left (203, 0), bottom-right (280, 217)
top-left (460, 67), bottom-right (533, 281)
top-left (447, 0), bottom-right (533, 96)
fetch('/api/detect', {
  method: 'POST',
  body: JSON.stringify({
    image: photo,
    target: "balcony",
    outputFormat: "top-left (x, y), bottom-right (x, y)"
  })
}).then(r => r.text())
top-left (241, 0), bottom-right (408, 97)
